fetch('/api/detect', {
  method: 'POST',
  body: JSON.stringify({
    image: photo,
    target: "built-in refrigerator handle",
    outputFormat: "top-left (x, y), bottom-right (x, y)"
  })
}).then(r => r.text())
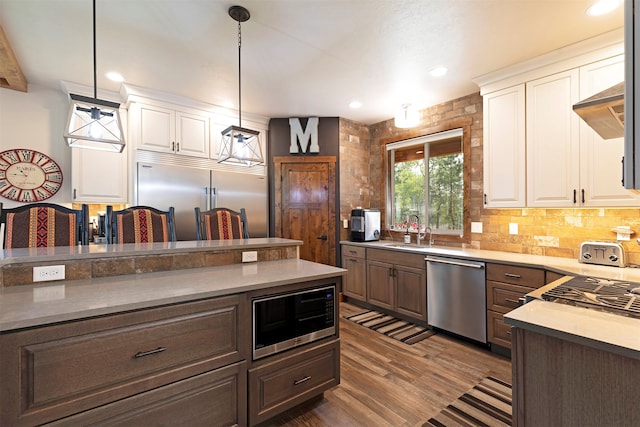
top-left (204, 187), bottom-right (211, 211)
top-left (210, 187), bottom-right (217, 209)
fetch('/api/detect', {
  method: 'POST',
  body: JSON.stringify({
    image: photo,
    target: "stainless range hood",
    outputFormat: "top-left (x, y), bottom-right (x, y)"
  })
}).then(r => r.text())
top-left (573, 81), bottom-right (624, 139)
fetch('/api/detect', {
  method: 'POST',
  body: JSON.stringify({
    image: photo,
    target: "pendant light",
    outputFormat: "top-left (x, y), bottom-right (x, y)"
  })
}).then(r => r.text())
top-left (394, 103), bottom-right (419, 128)
top-left (64, 0), bottom-right (125, 153)
top-left (218, 5), bottom-right (264, 166)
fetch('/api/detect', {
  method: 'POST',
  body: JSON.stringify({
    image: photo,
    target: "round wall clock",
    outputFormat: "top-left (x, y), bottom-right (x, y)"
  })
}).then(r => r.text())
top-left (0, 148), bottom-right (63, 202)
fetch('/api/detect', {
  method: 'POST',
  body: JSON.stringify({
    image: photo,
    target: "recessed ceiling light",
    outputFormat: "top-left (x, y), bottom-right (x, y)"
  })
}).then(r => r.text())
top-left (586, 0), bottom-right (621, 16)
top-left (105, 71), bottom-right (124, 82)
top-left (349, 100), bottom-right (362, 109)
top-left (429, 66), bottom-right (448, 77)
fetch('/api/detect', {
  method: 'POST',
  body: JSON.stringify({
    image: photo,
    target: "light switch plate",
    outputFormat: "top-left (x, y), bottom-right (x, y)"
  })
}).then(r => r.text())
top-left (471, 222), bottom-right (483, 233)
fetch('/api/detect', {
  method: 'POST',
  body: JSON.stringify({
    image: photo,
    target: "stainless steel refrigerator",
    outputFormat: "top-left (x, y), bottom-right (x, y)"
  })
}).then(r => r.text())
top-left (137, 162), bottom-right (268, 241)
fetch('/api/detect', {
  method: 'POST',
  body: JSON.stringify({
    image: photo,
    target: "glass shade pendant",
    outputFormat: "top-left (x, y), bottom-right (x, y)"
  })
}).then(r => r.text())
top-left (218, 5), bottom-right (264, 166)
top-left (64, 0), bottom-right (125, 153)
top-left (65, 94), bottom-right (125, 152)
top-left (394, 103), bottom-right (419, 128)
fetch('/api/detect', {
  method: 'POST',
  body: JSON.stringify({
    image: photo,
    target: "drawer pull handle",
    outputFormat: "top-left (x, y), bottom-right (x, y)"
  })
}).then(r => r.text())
top-left (504, 273), bottom-right (521, 279)
top-left (134, 347), bottom-right (167, 358)
top-left (505, 298), bottom-right (520, 304)
top-left (506, 330), bottom-right (512, 336)
top-left (293, 375), bottom-right (312, 386)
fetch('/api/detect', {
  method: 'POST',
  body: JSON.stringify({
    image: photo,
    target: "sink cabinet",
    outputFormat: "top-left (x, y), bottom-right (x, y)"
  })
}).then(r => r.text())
top-left (341, 244), bottom-right (367, 300)
top-left (366, 248), bottom-right (427, 322)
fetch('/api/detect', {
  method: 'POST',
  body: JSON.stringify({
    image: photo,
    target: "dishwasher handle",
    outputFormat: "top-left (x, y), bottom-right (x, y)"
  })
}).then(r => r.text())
top-left (425, 256), bottom-right (485, 269)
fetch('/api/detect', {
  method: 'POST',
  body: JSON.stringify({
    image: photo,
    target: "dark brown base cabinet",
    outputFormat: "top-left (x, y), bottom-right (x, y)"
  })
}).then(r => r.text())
top-left (0, 296), bottom-right (247, 426)
top-left (366, 249), bottom-right (427, 322)
top-left (0, 279), bottom-right (341, 426)
top-left (512, 328), bottom-right (640, 426)
top-left (248, 339), bottom-right (340, 426)
top-left (485, 263), bottom-right (546, 349)
top-left (341, 244), bottom-right (367, 300)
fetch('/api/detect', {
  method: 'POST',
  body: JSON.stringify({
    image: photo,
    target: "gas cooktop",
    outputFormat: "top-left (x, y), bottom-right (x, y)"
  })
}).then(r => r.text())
top-left (541, 276), bottom-right (640, 319)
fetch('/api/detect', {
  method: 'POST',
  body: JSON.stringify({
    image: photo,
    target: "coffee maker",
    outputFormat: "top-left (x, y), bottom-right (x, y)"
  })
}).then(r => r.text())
top-left (350, 208), bottom-right (380, 241)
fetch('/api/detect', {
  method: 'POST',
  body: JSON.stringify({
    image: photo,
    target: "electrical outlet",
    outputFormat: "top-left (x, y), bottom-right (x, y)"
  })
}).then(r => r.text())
top-left (242, 251), bottom-right (258, 262)
top-left (33, 265), bottom-right (65, 282)
top-left (343, 219), bottom-right (349, 229)
top-left (509, 223), bottom-right (518, 235)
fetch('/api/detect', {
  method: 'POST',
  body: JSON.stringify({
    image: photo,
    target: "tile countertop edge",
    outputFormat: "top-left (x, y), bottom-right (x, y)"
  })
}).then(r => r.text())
top-left (504, 300), bottom-right (640, 360)
top-left (0, 259), bottom-right (346, 332)
top-left (341, 240), bottom-right (640, 282)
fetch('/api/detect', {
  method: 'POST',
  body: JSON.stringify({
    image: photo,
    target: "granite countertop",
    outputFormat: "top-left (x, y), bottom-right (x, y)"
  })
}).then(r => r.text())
top-left (0, 258), bottom-right (346, 332)
top-left (342, 240), bottom-right (640, 282)
top-left (504, 300), bottom-right (640, 360)
top-left (0, 237), bottom-right (302, 266)
top-left (343, 240), bottom-right (640, 358)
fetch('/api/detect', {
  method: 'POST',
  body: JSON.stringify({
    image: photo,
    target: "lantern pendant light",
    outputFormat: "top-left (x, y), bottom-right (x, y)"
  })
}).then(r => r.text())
top-left (64, 0), bottom-right (125, 153)
top-left (218, 5), bottom-right (264, 166)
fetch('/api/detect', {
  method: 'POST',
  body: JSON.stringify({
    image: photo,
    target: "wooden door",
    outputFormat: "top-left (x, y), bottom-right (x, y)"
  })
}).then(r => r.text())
top-left (274, 156), bottom-right (336, 265)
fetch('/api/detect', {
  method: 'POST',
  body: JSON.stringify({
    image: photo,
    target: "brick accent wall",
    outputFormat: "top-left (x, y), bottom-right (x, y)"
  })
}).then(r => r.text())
top-left (338, 118), bottom-right (371, 242)
top-left (345, 92), bottom-right (640, 265)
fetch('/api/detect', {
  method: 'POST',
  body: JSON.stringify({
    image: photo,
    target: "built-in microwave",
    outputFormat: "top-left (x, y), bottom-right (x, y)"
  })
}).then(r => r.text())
top-left (252, 284), bottom-right (336, 360)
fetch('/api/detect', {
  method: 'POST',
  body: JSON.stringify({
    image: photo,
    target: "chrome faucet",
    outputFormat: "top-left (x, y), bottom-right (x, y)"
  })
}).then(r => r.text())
top-left (410, 214), bottom-right (425, 245)
top-left (426, 226), bottom-right (433, 246)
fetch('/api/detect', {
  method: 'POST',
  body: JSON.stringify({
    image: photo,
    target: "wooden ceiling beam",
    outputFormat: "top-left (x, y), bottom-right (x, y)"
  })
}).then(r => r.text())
top-left (0, 24), bottom-right (27, 92)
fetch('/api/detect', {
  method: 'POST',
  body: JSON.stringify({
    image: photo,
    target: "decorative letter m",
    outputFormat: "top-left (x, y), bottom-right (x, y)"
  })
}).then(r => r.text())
top-left (289, 117), bottom-right (319, 154)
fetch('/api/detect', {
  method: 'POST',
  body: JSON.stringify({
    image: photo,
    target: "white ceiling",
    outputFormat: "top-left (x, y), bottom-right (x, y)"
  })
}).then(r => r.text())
top-left (0, 0), bottom-right (624, 125)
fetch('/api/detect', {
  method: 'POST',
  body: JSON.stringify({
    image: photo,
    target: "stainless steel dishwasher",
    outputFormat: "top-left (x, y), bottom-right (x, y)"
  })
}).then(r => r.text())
top-left (425, 255), bottom-right (487, 343)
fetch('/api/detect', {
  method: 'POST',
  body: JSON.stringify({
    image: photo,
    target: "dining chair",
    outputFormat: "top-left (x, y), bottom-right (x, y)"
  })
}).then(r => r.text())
top-left (194, 207), bottom-right (249, 240)
top-left (0, 202), bottom-right (89, 248)
top-left (106, 205), bottom-right (176, 244)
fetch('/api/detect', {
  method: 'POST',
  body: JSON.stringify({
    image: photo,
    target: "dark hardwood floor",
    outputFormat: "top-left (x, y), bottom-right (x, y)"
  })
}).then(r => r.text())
top-left (262, 301), bottom-right (512, 427)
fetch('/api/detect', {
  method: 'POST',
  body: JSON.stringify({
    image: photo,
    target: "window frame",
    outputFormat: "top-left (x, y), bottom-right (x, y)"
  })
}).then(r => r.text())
top-left (383, 121), bottom-right (471, 246)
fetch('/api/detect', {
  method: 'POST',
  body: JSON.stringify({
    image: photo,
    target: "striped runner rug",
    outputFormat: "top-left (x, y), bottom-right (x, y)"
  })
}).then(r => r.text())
top-left (423, 376), bottom-right (512, 427)
top-left (344, 310), bottom-right (436, 345)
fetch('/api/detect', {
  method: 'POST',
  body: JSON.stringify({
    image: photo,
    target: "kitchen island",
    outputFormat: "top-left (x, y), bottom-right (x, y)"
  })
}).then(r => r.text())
top-left (0, 239), bottom-right (346, 426)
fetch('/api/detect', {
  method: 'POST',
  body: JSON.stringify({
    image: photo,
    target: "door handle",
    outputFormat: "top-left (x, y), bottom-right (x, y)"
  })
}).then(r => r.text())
top-left (317, 235), bottom-right (328, 240)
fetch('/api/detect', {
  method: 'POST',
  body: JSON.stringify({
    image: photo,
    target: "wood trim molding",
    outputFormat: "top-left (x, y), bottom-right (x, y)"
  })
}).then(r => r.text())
top-left (0, 25), bottom-right (27, 92)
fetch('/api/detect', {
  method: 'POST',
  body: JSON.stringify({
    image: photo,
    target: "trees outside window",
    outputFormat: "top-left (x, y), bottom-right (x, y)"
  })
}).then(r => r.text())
top-left (387, 128), bottom-right (463, 237)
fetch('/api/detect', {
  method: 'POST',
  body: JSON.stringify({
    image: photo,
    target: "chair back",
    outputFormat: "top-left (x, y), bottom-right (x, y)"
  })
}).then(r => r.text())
top-left (0, 202), bottom-right (89, 248)
top-left (106, 205), bottom-right (176, 244)
top-left (195, 207), bottom-right (249, 240)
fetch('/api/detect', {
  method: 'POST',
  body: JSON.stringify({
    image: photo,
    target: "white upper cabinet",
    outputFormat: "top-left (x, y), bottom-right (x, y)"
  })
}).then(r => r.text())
top-left (527, 55), bottom-right (637, 207)
top-left (526, 69), bottom-right (581, 207)
top-left (476, 31), bottom-right (629, 208)
top-left (578, 56), bottom-right (638, 206)
top-left (483, 84), bottom-right (526, 207)
top-left (71, 147), bottom-right (128, 203)
top-left (131, 102), bottom-right (210, 158)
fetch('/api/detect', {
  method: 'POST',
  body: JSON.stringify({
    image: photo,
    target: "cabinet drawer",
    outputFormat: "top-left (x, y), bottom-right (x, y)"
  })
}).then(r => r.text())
top-left (486, 263), bottom-right (544, 287)
top-left (1, 296), bottom-right (245, 426)
top-left (47, 361), bottom-right (247, 427)
top-left (249, 339), bottom-right (340, 425)
top-left (487, 281), bottom-right (530, 313)
top-left (341, 244), bottom-right (365, 259)
top-left (487, 311), bottom-right (513, 348)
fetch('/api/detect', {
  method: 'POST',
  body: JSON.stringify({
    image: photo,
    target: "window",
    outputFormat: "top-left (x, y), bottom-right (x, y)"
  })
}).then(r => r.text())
top-left (386, 128), bottom-right (464, 238)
